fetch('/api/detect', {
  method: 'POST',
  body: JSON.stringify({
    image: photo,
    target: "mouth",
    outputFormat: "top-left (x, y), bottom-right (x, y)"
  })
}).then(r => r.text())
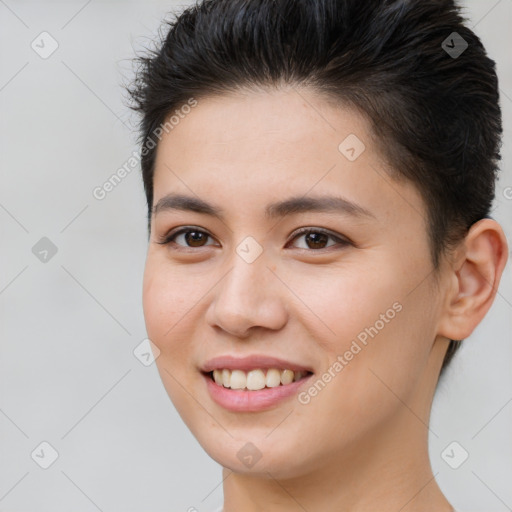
top-left (200, 355), bottom-right (314, 411)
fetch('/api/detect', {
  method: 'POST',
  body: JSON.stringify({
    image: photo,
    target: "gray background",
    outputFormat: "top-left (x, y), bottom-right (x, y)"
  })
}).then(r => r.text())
top-left (0, 1), bottom-right (511, 511)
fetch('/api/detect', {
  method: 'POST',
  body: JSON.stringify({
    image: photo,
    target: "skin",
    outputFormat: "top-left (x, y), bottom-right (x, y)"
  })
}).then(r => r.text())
top-left (142, 87), bottom-right (508, 512)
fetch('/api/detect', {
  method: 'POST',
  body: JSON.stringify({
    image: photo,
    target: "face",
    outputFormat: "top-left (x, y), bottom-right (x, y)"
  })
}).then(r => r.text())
top-left (142, 88), bottom-right (447, 479)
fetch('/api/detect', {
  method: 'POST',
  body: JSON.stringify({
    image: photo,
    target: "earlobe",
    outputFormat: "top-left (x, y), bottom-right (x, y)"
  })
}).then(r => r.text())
top-left (437, 219), bottom-right (509, 341)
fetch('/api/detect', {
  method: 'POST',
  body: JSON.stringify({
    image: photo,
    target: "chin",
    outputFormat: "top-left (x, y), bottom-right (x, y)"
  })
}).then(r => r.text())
top-left (191, 425), bottom-right (320, 480)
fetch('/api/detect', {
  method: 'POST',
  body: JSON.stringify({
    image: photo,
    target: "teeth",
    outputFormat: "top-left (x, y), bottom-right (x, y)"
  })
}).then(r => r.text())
top-left (246, 369), bottom-right (266, 390)
top-left (280, 369), bottom-right (294, 385)
top-left (265, 368), bottom-right (281, 388)
top-left (230, 370), bottom-right (246, 390)
top-left (213, 369), bottom-right (223, 385)
top-left (211, 368), bottom-right (309, 390)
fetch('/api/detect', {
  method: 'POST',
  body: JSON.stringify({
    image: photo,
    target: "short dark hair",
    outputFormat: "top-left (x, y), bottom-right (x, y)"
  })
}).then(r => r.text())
top-left (127, 0), bottom-right (503, 373)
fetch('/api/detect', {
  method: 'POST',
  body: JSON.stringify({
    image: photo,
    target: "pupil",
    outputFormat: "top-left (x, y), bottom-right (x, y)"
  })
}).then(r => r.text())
top-left (306, 233), bottom-right (327, 249)
top-left (186, 231), bottom-right (206, 247)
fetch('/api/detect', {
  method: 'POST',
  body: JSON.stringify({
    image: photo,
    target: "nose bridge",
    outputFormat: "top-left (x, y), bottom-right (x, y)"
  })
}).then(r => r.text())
top-left (207, 242), bottom-right (287, 336)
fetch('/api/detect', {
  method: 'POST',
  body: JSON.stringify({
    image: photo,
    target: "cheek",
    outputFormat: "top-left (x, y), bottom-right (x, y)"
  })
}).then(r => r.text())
top-left (328, 290), bottom-right (436, 421)
top-left (282, 257), bottom-right (437, 386)
top-left (142, 262), bottom-right (200, 413)
top-left (142, 257), bottom-right (192, 341)
top-left (278, 260), bottom-right (404, 352)
top-left (142, 260), bottom-right (197, 386)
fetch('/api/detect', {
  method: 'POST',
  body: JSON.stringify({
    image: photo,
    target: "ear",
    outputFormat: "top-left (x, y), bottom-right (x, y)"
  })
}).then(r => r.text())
top-left (437, 218), bottom-right (509, 341)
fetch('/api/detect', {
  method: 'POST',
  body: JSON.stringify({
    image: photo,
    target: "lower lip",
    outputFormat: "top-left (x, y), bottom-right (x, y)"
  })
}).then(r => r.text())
top-left (203, 373), bottom-right (312, 412)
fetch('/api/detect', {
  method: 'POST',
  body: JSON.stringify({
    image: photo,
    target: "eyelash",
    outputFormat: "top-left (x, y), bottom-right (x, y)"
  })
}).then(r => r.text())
top-left (156, 226), bottom-right (351, 252)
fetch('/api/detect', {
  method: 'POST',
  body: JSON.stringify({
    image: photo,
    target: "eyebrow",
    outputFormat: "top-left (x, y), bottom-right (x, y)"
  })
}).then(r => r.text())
top-left (152, 193), bottom-right (375, 220)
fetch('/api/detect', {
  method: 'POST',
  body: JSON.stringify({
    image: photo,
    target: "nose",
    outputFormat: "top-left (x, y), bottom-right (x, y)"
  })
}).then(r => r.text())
top-left (205, 253), bottom-right (288, 338)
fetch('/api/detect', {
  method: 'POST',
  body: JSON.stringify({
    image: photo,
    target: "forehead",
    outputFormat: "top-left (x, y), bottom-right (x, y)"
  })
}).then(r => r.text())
top-left (155, 87), bottom-right (370, 173)
top-left (152, 88), bottom-right (426, 228)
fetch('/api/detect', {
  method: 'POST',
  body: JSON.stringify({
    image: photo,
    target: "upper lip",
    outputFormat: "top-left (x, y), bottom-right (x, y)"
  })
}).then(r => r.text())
top-left (201, 355), bottom-right (314, 373)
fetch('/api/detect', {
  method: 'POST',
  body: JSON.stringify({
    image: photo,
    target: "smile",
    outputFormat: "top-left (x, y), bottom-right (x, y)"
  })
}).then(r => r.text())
top-left (200, 355), bottom-right (314, 412)
top-left (209, 368), bottom-right (311, 391)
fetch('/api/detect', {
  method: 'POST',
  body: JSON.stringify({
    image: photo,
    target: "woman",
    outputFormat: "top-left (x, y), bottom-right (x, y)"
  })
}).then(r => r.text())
top-left (127, 0), bottom-right (508, 510)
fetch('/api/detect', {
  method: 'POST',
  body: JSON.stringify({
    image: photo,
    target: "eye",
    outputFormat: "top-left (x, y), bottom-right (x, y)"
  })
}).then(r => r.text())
top-left (157, 227), bottom-right (217, 249)
top-left (157, 226), bottom-right (351, 251)
top-left (287, 227), bottom-right (350, 250)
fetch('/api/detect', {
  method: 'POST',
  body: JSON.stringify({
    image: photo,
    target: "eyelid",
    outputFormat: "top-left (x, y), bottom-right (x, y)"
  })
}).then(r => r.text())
top-left (156, 226), bottom-right (217, 247)
top-left (286, 226), bottom-right (352, 249)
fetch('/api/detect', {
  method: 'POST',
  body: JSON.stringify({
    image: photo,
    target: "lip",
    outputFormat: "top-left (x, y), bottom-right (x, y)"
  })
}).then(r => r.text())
top-left (203, 372), bottom-right (313, 412)
top-left (201, 354), bottom-right (314, 373)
